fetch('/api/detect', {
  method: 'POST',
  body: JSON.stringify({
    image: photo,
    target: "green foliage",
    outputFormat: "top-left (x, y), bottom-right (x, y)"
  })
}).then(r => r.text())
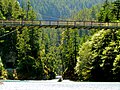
top-left (60, 29), bottom-right (80, 80)
top-left (112, 0), bottom-right (120, 20)
top-left (0, 0), bottom-right (36, 20)
top-left (0, 57), bottom-right (7, 79)
top-left (1, 0), bottom-right (119, 81)
top-left (98, 1), bottom-right (113, 22)
top-left (17, 55), bottom-right (43, 79)
top-left (113, 54), bottom-right (120, 81)
top-left (75, 41), bottom-right (92, 80)
top-left (16, 27), bottom-right (45, 79)
top-left (18, 0), bottom-right (108, 20)
top-left (75, 0), bottom-right (120, 82)
top-left (98, 0), bottom-right (120, 22)
top-left (0, 0), bottom-right (40, 80)
top-left (38, 28), bottom-right (62, 79)
top-left (72, 4), bottom-right (102, 21)
top-left (0, 57), bottom-right (4, 72)
top-left (76, 29), bottom-right (120, 81)
top-left (72, 0), bottom-right (119, 22)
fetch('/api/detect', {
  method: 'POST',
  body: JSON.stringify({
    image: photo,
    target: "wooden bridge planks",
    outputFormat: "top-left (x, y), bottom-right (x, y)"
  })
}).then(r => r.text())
top-left (0, 20), bottom-right (120, 29)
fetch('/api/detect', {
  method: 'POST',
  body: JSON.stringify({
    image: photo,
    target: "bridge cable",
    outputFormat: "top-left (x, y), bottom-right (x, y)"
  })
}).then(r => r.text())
top-left (0, 14), bottom-right (71, 38)
top-left (0, 29), bottom-right (18, 39)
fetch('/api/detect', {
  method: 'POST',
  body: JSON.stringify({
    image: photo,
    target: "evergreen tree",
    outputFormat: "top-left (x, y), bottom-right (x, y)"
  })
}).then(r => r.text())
top-left (98, 0), bottom-right (112, 22)
top-left (61, 28), bottom-right (79, 80)
top-left (112, 0), bottom-right (120, 20)
top-left (6, 1), bottom-right (13, 19)
top-left (75, 0), bottom-right (120, 81)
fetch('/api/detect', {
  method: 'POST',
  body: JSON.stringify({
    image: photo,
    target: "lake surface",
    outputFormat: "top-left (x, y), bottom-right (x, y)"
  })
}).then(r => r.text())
top-left (0, 79), bottom-right (120, 90)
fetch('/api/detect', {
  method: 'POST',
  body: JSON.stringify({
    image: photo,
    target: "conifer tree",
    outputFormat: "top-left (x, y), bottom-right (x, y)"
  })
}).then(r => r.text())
top-left (112, 0), bottom-right (120, 20)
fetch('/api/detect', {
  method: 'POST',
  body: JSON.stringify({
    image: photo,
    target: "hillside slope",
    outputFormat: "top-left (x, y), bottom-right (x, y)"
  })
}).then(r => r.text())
top-left (18, 0), bottom-right (114, 20)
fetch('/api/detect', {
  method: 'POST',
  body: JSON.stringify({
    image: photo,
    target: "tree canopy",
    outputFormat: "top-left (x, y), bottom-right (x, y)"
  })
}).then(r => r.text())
top-left (75, 0), bottom-right (120, 81)
top-left (18, 0), bottom-right (112, 20)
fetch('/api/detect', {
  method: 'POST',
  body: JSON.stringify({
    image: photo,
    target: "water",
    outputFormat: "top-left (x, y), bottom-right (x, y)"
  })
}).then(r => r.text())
top-left (0, 79), bottom-right (120, 90)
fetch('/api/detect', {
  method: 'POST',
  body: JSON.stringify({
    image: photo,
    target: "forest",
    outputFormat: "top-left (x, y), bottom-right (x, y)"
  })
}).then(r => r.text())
top-left (18, 0), bottom-right (114, 20)
top-left (0, 0), bottom-right (120, 82)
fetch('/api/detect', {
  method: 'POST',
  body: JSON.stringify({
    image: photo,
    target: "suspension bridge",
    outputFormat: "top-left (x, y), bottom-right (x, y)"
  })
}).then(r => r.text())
top-left (0, 20), bottom-right (120, 29)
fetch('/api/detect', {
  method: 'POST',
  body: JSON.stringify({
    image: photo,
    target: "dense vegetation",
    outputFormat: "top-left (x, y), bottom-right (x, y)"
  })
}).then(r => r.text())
top-left (0, 0), bottom-right (88, 80)
top-left (75, 0), bottom-right (120, 81)
top-left (0, 0), bottom-right (40, 79)
top-left (0, 0), bottom-right (120, 82)
top-left (72, 4), bottom-right (102, 21)
top-left (17, 0), bottom-right (114, 20)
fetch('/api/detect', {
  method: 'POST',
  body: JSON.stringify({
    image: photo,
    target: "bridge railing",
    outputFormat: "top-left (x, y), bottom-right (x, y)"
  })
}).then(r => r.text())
top-left (0, 20), bottom-right (120, 29)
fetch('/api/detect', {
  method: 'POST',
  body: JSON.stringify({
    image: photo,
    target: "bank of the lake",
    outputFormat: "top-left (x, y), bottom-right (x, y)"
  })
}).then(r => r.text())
top-left (0, 79), bottom-right (120, 90)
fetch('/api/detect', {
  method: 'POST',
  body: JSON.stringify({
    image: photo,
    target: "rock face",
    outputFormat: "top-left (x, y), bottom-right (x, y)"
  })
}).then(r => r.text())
top-left (57, 77), bottom-right (63, 82)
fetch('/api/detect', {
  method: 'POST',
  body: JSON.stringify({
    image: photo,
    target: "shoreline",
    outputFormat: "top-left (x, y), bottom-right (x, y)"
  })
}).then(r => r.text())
top-left (0, 82), bottom-right (3, 85)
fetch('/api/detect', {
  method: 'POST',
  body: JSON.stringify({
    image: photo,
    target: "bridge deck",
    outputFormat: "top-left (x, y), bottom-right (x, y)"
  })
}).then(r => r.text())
top-left (0, 20), bottom-right (120, 29)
